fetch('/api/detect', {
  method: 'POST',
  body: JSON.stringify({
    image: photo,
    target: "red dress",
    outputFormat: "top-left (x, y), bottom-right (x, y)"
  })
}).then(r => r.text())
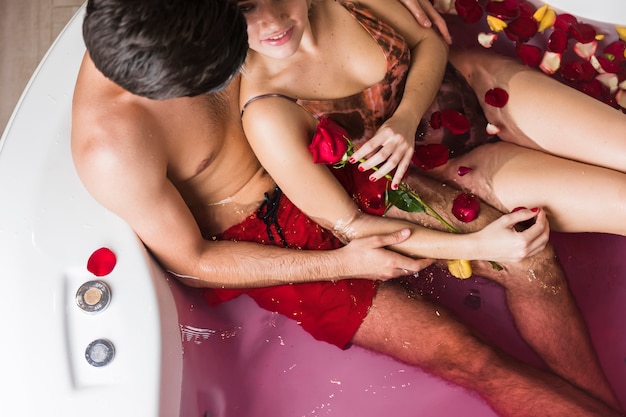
top-left (203, 188), bottom-right (378, 349)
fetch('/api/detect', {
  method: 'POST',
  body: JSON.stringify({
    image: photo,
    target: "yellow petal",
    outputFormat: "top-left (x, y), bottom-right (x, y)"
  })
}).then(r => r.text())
top-left (447, 259), bottom-right (473, 279)
top-left (617, 26), bottom-right (626, 42)
top-left (538, 8), bottom-right (556, 32)
top-left (487, 15), bottom-right (508, 33)
top-left (533, 4), bottom-right (548, 22)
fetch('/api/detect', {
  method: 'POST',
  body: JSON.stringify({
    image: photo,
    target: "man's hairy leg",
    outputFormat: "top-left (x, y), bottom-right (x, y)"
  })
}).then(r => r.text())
top-left (384, 171), bottom-right (620, 410)
top-left (352, 282), bottom-right (623, 417)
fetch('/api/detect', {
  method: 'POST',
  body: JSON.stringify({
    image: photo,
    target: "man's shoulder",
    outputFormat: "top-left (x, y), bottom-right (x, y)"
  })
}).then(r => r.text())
top-left (71, 81), bottom-right (167, 208)
top-left (73, 56), bottom-right (164, 164)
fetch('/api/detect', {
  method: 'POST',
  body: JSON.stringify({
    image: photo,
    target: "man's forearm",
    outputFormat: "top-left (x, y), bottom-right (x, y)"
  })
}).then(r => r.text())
top-left (169, 240), bottom-right (345, 289)
top-left (165, 231), bottom-right (429, 289)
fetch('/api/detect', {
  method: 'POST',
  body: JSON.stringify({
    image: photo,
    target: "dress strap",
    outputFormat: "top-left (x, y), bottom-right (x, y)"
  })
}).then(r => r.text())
top-left (241, 93), bottom-right (297, 116)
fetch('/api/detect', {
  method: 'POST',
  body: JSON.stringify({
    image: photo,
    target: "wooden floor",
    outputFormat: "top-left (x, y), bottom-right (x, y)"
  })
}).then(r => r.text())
top-left (0, 0), bottom-right (84, 134)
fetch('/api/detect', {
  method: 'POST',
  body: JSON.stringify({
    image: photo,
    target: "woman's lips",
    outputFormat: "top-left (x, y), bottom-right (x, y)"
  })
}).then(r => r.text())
top-left (263, 27), bottom-right (294, 47)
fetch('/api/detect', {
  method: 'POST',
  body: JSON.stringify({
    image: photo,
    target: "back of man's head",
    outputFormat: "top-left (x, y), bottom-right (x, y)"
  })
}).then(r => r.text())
top-left (83, 0), bottom-right (247, 100)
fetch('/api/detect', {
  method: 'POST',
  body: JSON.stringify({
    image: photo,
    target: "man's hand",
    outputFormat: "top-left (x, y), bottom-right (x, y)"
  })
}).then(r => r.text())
top-left (338, 229), bottom-right (435, 280)
top-left (397, 0), bottom-right (453, 44)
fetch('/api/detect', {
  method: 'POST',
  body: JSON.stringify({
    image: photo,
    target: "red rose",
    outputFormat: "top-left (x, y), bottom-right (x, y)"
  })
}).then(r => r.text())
top-left (309, 117), bottom-right (350, 165)
top-left (350, 167), bottom-right (388, 215)
top-left (452, 193), bottom-right (481, 223)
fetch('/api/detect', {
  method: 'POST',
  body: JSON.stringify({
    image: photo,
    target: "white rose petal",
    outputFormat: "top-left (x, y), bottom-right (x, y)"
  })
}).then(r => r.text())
top-left (596, 73), bottom-right (619, 93)
top-left (573, 41), bottom-right (598, 60)
top-left (540, 51), bottom-right (562, 75)
top-left (486, 123), bottom-right (501, 135)
top-left (478, 32), bottom-right (498, 48)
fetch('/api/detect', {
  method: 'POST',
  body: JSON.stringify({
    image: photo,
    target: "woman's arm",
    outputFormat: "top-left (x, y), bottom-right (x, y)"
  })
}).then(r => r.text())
top-left (241, 98), bottom-right (548, 263)
top-left (349, 0), bottom-right (450, 187)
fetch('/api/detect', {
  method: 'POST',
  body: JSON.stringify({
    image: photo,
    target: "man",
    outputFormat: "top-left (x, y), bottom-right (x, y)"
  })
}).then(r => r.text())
top-left (71, 0), bottom-right (622, 415)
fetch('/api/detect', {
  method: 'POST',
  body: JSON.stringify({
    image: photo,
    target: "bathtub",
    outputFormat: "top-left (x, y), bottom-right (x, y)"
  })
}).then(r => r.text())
top-left (0, 2), bottom-right (624, 417)
top-left (547, 0), bottom-right (625, 25)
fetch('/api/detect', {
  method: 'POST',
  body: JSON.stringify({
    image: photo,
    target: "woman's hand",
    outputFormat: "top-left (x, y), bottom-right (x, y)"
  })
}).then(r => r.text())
top-left (396, 0), bottom-right (452, 44)
top-left (349, 115), bottom-right (416, 189)
top-left (473, 208), bottom-right (549, 263)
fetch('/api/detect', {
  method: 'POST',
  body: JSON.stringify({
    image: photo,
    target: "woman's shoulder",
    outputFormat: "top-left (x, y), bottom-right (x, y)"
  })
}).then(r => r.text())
top-left (238, 67), bottom-right (305, 116)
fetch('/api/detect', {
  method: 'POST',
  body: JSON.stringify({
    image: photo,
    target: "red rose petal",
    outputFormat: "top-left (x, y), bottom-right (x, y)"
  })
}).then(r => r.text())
top-left (457, 166), bottom-right (473, 176)
top-left (569, 23), bottom-right (596, 44)
top-left (452, 193), bottom-right (481, 223)
top-left (553, 13), bottom-right (577, 32)
top-left (560, 60), bottom-right (596, 82)
top-left (505, 15), bottom-right (539, 43)
top-left (597, 56), bottom-right (622, 73)
top-left (87, 247), bottom-right (117, 277)
top-left (515, 43), bottom-right (542, 66)
top-left (518, 1), bottom-right (536, 17)
top-left (440, 109), bottom-right (471, 135)
top-left (604, 42), bottom-right (626, 63)
top-left (455, 0), bottom-right (483, 24)
top-left (485, 0), bottom-right (519, 20)
top-left (484, 87), bottom-right (509, 107)
top-left (412, 144), bottom-right (450, 170)
top-left (429, 111), bottom-right (442, 129)
top-left (548, 29), bottom-right (568, 53)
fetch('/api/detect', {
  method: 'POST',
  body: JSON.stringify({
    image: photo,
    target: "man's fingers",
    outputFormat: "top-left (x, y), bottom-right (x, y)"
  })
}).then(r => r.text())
top-left (383, 228), bottom-right (412, 246)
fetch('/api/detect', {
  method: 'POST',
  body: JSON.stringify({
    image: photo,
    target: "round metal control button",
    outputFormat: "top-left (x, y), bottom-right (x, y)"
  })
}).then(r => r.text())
top-left (75, 280), bottom-right (111, 313)
top-left (85, 339), bottom-right (115, 367)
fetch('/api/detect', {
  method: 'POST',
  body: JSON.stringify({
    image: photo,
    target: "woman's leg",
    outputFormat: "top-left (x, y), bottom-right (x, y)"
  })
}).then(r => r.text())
top-left (449, 48), bottom-right (626, 173)
top-left (387, 173), bottom-right (620, 408)
top-left (353, 281), bottom-right (623, 416)
top-left (426, 141), bottom-right (626, 235)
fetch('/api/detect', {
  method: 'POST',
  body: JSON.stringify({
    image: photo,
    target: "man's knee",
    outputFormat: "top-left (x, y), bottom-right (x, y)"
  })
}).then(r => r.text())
top-left (498, 242), bottom-right (568, 295)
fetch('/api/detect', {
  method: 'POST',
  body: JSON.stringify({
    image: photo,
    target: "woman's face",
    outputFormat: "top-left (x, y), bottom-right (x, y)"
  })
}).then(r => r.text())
top-left (236, 0), bottom-right (310, 59)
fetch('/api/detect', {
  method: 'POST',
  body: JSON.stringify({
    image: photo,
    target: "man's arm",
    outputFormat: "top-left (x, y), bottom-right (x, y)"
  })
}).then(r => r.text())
top-left (71, 113), bottom-right (430, 288)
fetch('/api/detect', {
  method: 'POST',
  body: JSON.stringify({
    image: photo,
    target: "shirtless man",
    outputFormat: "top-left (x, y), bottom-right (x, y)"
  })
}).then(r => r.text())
top-left (71, 0), bottom-right (622, 415)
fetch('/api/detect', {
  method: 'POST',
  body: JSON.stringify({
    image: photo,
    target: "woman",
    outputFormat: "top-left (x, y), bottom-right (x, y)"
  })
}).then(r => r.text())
top-left (233, 0), bottom-right (624, 410)
top-left (237, 0), bottom-right (550, 263)
top-left (237, 0), bottom-right (626, 237)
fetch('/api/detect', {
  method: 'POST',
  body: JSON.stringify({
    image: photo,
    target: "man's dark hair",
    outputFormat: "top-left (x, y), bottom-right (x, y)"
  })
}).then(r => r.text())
top-left (83, 0), bottom-right (248, 99)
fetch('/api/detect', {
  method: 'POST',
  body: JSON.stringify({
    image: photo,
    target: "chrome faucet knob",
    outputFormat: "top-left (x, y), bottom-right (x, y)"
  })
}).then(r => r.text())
top-left (75, 280), bottom-right (111, 313)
